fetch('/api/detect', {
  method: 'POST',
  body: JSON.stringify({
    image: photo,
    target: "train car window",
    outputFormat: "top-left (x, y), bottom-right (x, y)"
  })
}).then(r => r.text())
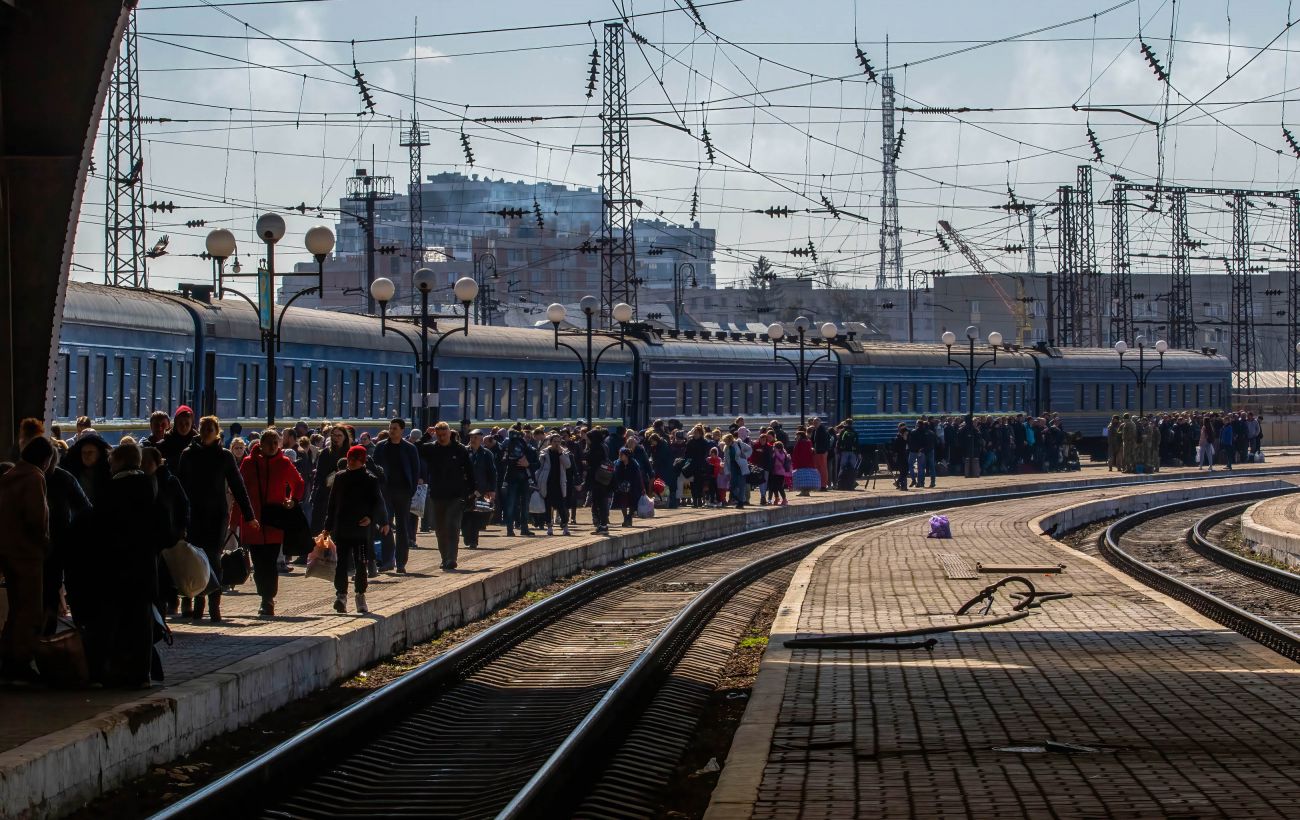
top-left (130, 357), bottom-right (141, 417)
top-left (238, 364), bottom-right (247, 417)
top-left (676, 381), bottom-right (686, 415)
top-left (303, 368), bottom-right (313, 417)
top-left (542, 380), bottom-right (553, 418)
top-left (111, 356), bottom-right (123, 418)
top-left (352, 369), bottom-right (362, 418)
top-left (166, 359), bottom-right (177, 412)
top-left (1076, 384), bottom-right (1085, 411)
top-left (93, 356), bottom-right (107, 418)
top-left (58, 353), bottom-right (70, 418)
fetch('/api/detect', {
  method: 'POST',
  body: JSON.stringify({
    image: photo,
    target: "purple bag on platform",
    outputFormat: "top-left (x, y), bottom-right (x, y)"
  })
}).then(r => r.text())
top-left (926, 515), bottom-right (952, 539)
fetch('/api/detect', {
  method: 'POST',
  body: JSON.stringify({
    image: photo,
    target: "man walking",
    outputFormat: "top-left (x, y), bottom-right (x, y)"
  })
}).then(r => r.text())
top-left (373, 418), bottom-right (420, 573)
top-left (809, 417), bottom-right (831, 490)
top-left (423, 422), bottom-right (475, 570)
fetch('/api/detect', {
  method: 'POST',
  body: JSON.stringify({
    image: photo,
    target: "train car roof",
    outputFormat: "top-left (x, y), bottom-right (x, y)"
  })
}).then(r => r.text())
top-left (211, 293), bottom-right (634, 362)
top-left (1038, 346), bottom-right (1231, 369)
top-left (64, 281), bottom-right (198, 336)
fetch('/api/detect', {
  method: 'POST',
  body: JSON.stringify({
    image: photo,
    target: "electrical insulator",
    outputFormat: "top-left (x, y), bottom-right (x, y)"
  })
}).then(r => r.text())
top-left (147, 200), bottom-right (175, 213)
top-left (1138, 40), bottom-right (1169, 83)
top-left (821, 192), bottom-right (840, 219)
top-left (854, 44), bottom-right (877, 82)
top-left (185, 219), bottom-right (206, 228)
top-left (757, 206), bottom-right (791, 218)
top-left (460, 130), bottom-right (475, 166)
top-left (488, 207), bottom-right (526, 219)
top-left (1087, 125), bottom-right (1104, 163)
top-left (702, 126), bottom-right (716, 164)
top-left (533, 199), bottom-right (544, 229)
top-left (1285, 126), bottom-right (1300, 159)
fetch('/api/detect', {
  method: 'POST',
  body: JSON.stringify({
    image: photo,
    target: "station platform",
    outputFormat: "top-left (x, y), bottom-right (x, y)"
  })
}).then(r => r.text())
top-left (6, 455), bottom-right (1300, 818)
top-left (1241, 492), bottom-right (1300, 568)
top-left (707, 473), bottom-right (1300, 819)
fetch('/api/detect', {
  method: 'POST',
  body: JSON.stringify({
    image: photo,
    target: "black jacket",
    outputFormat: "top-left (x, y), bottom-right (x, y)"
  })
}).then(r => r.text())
top-left (468, 446), bottom-right (498, 494)
top-left (46, 466), bottom-right (91, 550)
top-left (154, 465), bottom-right (191, 546)
top-left (62, 434), bottom-right (112, 504)
top-left (684, 437), bottom-right (712, 476)
top-left (159, 429), bottom-right (200, 469)
top-left (176, 440), bottom-right (255, 528)
top-left (423, 440), bottom-right (476, 499)
top-left (325, 467), bottom-right (386, 542)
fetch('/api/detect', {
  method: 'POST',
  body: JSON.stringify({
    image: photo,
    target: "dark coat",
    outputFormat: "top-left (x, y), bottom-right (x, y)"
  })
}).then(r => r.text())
top-left (45, 466), bottom-right (91, 552)
top-left (176, 441), bottom-right (254, 540)
top-left (468, 446), bottom-right (498, 495)
top-left (154, 465), bottom-right (190, 547)
top-left (325, 467), bottom-right (386, 542)
top-left (611, 459), bottom-right (644, 508)
top-left (422, 440), bottom-right (475, 500)
top-left (159, 429), bottom-right (199, 469)
top-left (61, 434), bottom-right (112, 504)
top-left (98, 471), bottom-right (170, 600)
top-left (373, 438), bottom-right (420, 492)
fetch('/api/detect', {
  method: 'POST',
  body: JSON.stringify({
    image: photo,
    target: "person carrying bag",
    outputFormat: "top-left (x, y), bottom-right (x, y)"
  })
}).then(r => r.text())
top-left (232, 429), bottom-right (305, 618)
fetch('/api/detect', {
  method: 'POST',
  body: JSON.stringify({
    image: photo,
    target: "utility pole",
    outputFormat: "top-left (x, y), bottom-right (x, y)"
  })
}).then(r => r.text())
top-left (600, 22), bottom-right (638, 327)
top-left (400, 118), bottom-right (429, 314)
top-left (1055, 185), bottom-right (1078, 346)
top-left (1076, 165), bottom-right (1101, 347)
top-left (876, 64), bottom-right (903, 290)
top-left (105, 9), bottom-right (147, 289)
top-left (1109, 184), bottom-right (1132, 347)
top-left (1230, 192), bottom-right (1257, 390)
top-left (345, 168), bottom-right (394, 314)
top-left (1167, 188), bottom-right (1195, 349)
top-left (1289, 195), bottom-right (1300, 394)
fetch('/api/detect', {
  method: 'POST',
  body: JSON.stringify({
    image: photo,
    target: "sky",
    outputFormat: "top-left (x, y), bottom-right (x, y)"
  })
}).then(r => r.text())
top-left (73, 0), bottom-right (1300, 295)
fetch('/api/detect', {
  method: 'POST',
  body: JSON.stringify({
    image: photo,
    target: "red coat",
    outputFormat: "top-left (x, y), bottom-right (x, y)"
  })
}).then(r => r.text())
top-left (232, 443), bottom-right (306, 546)
top-left (791, 439), bottom-right (815, 469)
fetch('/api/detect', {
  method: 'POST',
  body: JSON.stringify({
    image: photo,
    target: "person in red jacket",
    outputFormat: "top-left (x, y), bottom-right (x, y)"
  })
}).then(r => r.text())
top-left (791, 429), bottom-right (819, 497)
top-left (232, 429), bottom-right (304, 617)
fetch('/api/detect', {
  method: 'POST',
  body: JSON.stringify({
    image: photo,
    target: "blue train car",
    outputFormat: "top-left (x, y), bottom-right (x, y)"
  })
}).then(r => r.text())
top-left (838, 344), bottom-right (1039, 443)
top-left (1034, 346), bottom-right (1232, 448)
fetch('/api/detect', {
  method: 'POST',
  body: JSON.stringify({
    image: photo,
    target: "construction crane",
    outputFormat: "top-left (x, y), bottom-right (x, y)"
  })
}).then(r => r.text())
top-left (938, 220), bottom-right (1033, 346)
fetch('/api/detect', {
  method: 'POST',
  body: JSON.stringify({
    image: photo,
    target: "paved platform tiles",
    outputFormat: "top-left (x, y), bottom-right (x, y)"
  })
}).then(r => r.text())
top-left (708, 473), bottom-right (1300, 820)
top-left (6, 453), bottom-right (1300, 818)
top-left (1241, 492), bottom-right (1300, 569)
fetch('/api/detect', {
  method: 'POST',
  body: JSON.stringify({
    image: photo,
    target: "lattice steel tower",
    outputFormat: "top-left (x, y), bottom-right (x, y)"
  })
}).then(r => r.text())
top-left (1109, 184), bottom-right (1132, 346)
top-left (104, 10), bottom-right (147, 289)
top-left (1167, 189), bottom-right (1195, 349)
top-left (876, 72), bottom-right (902, 290)
top-left (1055, 185), bottom-right (1078, 346)
top-left (600, 22), bottom-right (637, 326)
top-left (1230, 192), bottom-right (1257, 389)
top-left (1289, 196), bottom-right (1300, 394)
top-left (1075, 165), bottom-right (1101, 347)
top-left (400, 117), bottom-right (429, 313)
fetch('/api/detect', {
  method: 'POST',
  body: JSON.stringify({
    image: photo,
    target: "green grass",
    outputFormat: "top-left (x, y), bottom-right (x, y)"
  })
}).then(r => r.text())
top-left (739, 636), bottom-right (769, 650)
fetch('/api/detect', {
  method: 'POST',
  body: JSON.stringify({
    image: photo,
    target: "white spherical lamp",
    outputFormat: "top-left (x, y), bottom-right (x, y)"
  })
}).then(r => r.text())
top-left (820, 322), bottom-right (838, 340)
top-left (304, 225), bottom-right (335, 257)
top-left (547, 303), bottom-right (567, 324)
top-left (767, 322), bottom-right (785, 341)
top-left (205, 228), bottom-right (236, 260)
top-left (453, 276), bottom-right (479, 303)
top-left (941, 330), bottom-right (957, 347)
top-left (580, 295), bottom-right (599, 315)
top-left (1154, 339), bottom-right (1169, 354)
top-left (1114, 340), bottom-right (1128, 355)
top-left (255, 212), bottom-right (286, 244)
top-left (794, 315), bottom-right (810, 333)
top-left (370, 277), bottom-right (396, 304)
top-left (412, 267), bottom-right (437, 294)
top-left (987, 330), bottom-right (1003, 347)
top-left (612, 302), bottom-right (634, 324)
top-left (965, 325), bottom-right (978, 340)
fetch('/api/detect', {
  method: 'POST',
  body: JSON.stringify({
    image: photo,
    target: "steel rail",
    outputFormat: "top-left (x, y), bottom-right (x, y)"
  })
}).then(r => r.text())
top-left (153, 469), bottom-right (1300, 820)
top-left (1188, 495), bottom-right (1300, 596)
top-left (1101, 487), bottom-right (1300, 664)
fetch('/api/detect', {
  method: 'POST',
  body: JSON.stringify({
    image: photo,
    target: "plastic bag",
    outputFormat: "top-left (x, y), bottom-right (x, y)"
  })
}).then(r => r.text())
top-left (529, 489), bottom-right (546, 515)
top-left (637, 494), bottom-right (655, 519)
top-left (306, 534), bottom-right (337, 581)
top-left (926, 514), bottom-right (952, 539)
top-left (161, 539), bottom-right (214, 597)
top-left (410, 483), bottom-right (429, 517)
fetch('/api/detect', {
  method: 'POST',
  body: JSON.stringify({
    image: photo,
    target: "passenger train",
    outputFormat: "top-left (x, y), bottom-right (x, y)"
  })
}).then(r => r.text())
top-left (53, 282), bottom-right (1233, 453)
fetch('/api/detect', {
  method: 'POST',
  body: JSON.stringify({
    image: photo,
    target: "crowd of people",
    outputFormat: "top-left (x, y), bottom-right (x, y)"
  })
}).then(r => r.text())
top-left (1106, 410), bottom-right (1264, 473)
top-left (1, 402), bottom-right (1259, 690)
top-left (883, 412), bottom-right (1080, 490)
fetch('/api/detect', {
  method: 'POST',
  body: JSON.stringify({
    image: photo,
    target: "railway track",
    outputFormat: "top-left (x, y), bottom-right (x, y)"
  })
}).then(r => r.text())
top-left (151, 478), bottom-right (1290, 820)
top-left (1101, 487), bottom-right (1300, 660)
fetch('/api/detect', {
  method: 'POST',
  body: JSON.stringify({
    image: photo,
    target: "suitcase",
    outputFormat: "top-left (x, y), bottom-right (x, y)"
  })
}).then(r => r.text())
top-left (35, 618), bottom-right (89, 688)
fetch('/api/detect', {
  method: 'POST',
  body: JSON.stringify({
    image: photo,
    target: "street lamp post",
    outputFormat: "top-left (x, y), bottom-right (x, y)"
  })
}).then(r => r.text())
top-left (1114, 336), bottom-right (1168, 418)
top-left (370, 272), bottom-right (479, 429)
top-left (672, 261), bottom-right (697, 333)
top-left (206, 217), bottom-right (334, 428)
top-left (547, 297), bottom-right (635, 427)
top-left (766, 316), bottom-right (841, 428)
top-left (943, 325), bottom-right (1003, 478)
top-left (473, 251), bottom-right (498, 326)
top-left (906, 269), bottom-right (945, 343)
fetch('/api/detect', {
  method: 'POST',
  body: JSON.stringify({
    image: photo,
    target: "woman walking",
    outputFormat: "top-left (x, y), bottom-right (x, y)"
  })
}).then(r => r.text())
top-left (768, 440), bottom-right (792, 506)
top-left (791, 430), bottom-right (818, 496)
top-left (1198, 418), bottom-right (1216, 471)
top-left (611, 448), bottom-right (644, 527)
top-left (536, 433), bottom-right (572, 536)
top-left (232, 429), bottom-right (305, 617)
